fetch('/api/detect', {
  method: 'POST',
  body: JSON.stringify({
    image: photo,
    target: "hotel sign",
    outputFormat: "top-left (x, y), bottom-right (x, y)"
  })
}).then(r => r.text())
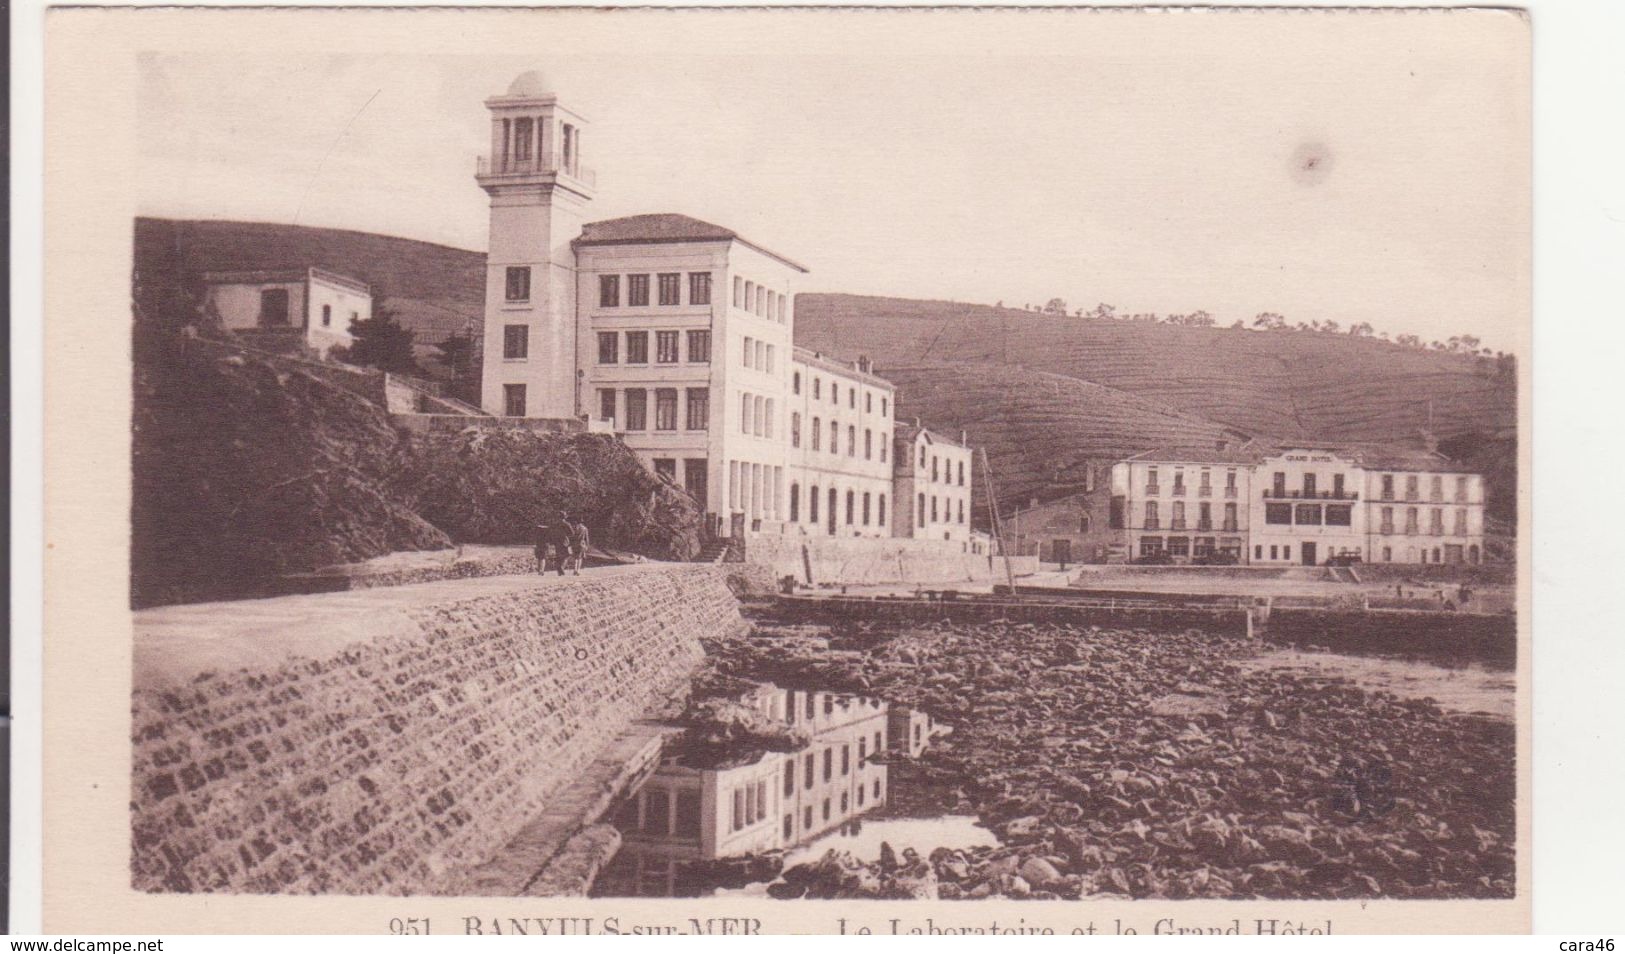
top-left (1283, 453), bottom-right (1337, 463)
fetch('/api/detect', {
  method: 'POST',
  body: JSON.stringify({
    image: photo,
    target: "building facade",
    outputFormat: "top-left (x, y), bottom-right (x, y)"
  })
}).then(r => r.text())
top-left (1250, 448), bottom-right (1367, 566)
top-left (201, 267), bottom-right (368, 357)
top-left (1361, 451), bottom-right (1487, 566)
top-left (475, 71), bottom-right (970, 541)
top-left (892, 424), bottom-right (975, 544)
top-left (1111, 448), bottom-right (1256, 564)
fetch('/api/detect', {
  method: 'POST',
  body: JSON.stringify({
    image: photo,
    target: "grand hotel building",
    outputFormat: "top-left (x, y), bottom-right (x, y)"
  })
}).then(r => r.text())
top-left (472, 70), bottom-right (972, 542)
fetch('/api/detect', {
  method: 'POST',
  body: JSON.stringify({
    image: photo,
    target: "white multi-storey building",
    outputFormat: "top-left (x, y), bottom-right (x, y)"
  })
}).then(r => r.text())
top-left (891, 424), bottom-right (976, 544)
top-left (473, 70), bottom-right (967, 542)
top-left (1360, 448), bottom-right (1487, 566)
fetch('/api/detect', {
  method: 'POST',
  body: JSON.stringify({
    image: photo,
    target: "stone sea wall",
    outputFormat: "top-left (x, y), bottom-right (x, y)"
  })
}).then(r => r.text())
top-left (130, 565), bottom-right (745, 895)
top-left (743, 532), bottom-right (1000, 586)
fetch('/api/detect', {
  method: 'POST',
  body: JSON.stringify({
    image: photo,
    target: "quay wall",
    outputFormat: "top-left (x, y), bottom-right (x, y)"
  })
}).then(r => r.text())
top-left (759, 594), bottom-right (1252, 634)
top-left (743, 532), bottom-right (1018, 587)
top-left (130, 565), bottom-right (746, 895)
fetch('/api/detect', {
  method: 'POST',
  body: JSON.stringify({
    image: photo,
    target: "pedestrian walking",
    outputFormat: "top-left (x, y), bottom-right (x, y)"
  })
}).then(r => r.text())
top-left (548, 511), bottom-right (573, 577)
top-left (568, 515), bottom-right (591, 575)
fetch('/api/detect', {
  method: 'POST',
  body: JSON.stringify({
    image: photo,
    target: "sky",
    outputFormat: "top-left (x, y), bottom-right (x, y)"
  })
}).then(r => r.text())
top-left (134, 9), bottom-right (1529, 350)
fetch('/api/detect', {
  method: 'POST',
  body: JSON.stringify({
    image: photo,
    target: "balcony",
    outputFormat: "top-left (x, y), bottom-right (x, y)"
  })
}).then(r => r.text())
top-left (476, 154), bottom-right (597, 189)
top-left (1199, 485), bottom-right (1212, 497)
top-left (1144, 519), bottom-right (1161, 530)
top-left (1171, 484), bottom-right (1187, 497)
top-left (1196, 521), bottom-right (1213, 532)
top-left (1224, 486), bottom-right (1238, 498)
top-left (1145, 485), bottom-right (1160, 496)
top-left (1222, 522), bottom-right (1239, 533)
top-left (1171, 520), bottom-right (1187, 531)
top-left (1380, 523), bottom-right (1395, 535)
top-left (1261, 489), bottom-right (1360, 500)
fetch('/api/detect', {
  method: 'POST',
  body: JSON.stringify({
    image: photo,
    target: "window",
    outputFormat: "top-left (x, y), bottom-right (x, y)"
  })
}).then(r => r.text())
top-left (503, 384), bottom-right (526, 418)
top-left (829, 420), bottom-right (838, 454)
top-left (1333, 473), bottom-right (1346, 497)
top-left (321, 304), bottom-right (332, 327)
top-left (1456, 476), bottom-right (1469, 502)
top-left (1380, 506), bottom-right (1395, 534)
top-left (626, 331), bottom-right (649, 363)
top-left (865, 392), bottom-right (873, 413)
top-left (793, 372), bottom-right (801, 395)
top-left (624, 389), bottom-right (647, 430)
top-left (959, 461), bottom-right (966, 486)
top-left (1325, 504), bottom-right (1353, 526)
top-left (831, 383), bottom-right (839, 405)
top-left (742, 336), bottom-right (753, 368)
top-left (764, 398), bottom-right (775, 439)
top-left (1223, 502), bottom-right (1238, 532)
top-left (849, 388), bottom-right (856, 409)
top-left (1144, 501), bottom-right (1160, 529)
top-left (656, 330), bottom-right (679, 363)
top-left (930, 497), bottom-right (939, 523)
top-left (1455, 508), bottom-right (1468, 535)
top-left (627, 274), bottom-right (651, 307)
top-left (848, 425), bottom-right (856, 457)
top-left (1406, 507), bottom-right (1420, 534)
top-left (811, 417), bottom-right (821, 451)
top-left (512, 117), bottom-right (534, 160)
top-left (658, 273), bottom-right (681, 306)
top-left (1303, 473), bottom-right (1317, 497)
top-left (1431, 508), bottom-right (1445, 534)
top-left (1171, 500), bottom-right (1186, 529)
top-left (675, 790), bottom-right (701, 839)
top-left (1295, 504), bottom-right (1322, 525)
top-left (733, 276), bottom-right (743, 307)
top-left (505, 266), bottom-right (531, 302)
top-left (865, 429), bottom-right (873, 459)
top-left (881, 397), bottom-right (889, 417)
top-left (689, 272), bottom-right (712, 305)
top-left (1406, 475), bottom-right (1420, 500)
top-left (959, 499), bottom-right (966, 523)
top-left (1141, 536), bottom-right (1164, 557)
top-left (1168, 536), bottom-right (1190, 558)
top-left (862, 493), bottom-right (871, 525)
top-left (653, 458), bottom-right (676, 481)
top-left (684, 459), bottom-right (707, 501)
top-left (932, 457), bottom-right (939, 482)
top-left (1265, 503), bottom-right (1293, 525)
top-left (810, 485), bottom-right (820, 523)
top-left (655, 389), bottom-right (678, 430)
top-left (1382, 474), bottom-right (1395, 500)
top-left (686, 330), bottom-right (711, 363)
top-left (1272, 472), bottom-right (1286, 496)
top-left (919, 493), bottom-right (926, 524)
top-left (846, 490), bottom-right (856, 525)
top-left (599, 274), bottom-right (620, 307)
top-left (741, 393), bottom-right (753, 434)
top-left (1197, 502), bottom-right (1212, 530)
top-left (1255, 545), bottom-right (1263, 560)
top-left (1431, 475), bottom-right (1444, 502)
top-left (765, 344), bottom-right (775, 374)
top-left (598, 389), bottom-right (616, 426)
top-left (791, 412), bottom-right (801, 448)
top-left (880, 436), bottom-right (888, 463)
top-left (823, 748), bottom-right (833, 781)
top-left (841, 746), bottom-right (851, 775)
top-left (813, 377), bottom-right (822, 399)
top-left (597, 331), bottom-right (618, 364)
top-left (879, 494), bottom-right (887, 527)
top-left (503, 324), bottom-right (528, 359)
top-left (789, 484), bottom-right (800, 522)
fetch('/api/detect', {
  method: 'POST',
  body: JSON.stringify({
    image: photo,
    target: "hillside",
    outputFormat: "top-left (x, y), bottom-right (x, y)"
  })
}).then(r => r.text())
top-left (134, 218), bottom-right (485, 342)
top-left (884, 363), bottom-right (1238, 517)
top-left (132, 219), bottom-right (1517, 523)
top-left (798, 294), bottom-right (1516, 446)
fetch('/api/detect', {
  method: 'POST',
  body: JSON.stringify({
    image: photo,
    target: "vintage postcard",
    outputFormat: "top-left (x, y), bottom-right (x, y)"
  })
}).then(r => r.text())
top-left (41, 5), bottom-right (1530, 935)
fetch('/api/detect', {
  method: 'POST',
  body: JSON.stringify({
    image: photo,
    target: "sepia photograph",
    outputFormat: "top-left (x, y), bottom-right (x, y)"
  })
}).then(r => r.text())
top-left (33, 4), bottom-right (1545, 934)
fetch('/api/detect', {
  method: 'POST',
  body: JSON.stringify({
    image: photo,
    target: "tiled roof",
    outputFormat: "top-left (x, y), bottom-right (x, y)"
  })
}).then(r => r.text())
top-left (575, 213), bottom-right (808, 272)
top-left (792, 347), bottom-right (895, 390)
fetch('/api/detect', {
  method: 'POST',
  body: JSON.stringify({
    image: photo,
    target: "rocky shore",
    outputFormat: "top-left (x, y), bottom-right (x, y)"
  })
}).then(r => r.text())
top-left (701, 615), bottom-right (1515, 901)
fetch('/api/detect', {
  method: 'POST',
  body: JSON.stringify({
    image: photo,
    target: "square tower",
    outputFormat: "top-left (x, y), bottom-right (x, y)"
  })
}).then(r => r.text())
top-left (475, 70), bottom-right (595, 418)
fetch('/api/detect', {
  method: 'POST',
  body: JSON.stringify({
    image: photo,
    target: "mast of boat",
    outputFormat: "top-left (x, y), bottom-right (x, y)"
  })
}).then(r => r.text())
top-left (979, 447), bottom-right (1017, 596)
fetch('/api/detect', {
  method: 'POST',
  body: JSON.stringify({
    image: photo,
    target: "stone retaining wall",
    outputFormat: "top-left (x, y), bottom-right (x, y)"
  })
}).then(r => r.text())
top-left (743, 532), bottom-right (999, 586)
top-left (130, 566), bottom-right (744, 895)
top-left (760, 595), bottom-right (1252, 634)
top-left (1267, 607), bottom-right (1516, 668)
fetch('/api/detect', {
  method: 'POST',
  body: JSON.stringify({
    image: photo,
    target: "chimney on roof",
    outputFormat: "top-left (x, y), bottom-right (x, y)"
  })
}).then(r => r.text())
top-left (961, 429), bottom-right (968, 446)
top-left (857, 354), bottom-right (871, 373)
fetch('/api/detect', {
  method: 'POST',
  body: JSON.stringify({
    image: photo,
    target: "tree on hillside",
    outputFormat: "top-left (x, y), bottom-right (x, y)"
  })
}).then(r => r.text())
top-left (1043, 297), bottom-right (1068, 315)
top-left (1166, 310), bottom-right (1215, 327)
top-left (1252, 312), bottom-right (1287, 330)
top-left (434, 330), bottom-right (481, 404)
top-left (338, 302), bottom-right (422, 375)
top-left (1396, 333), bottom-right (1422, 348)
top-left (1349, 322), bottom-right (1375, 337)
top-left (1230, 319), bottom-right (1244, 329)
top-left (1320, 319), bottom-right (1341, 334)
top-left (1084, 303), bottom-right (1117, 321)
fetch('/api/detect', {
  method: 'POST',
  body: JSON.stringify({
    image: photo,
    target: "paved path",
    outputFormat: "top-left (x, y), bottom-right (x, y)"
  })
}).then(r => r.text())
top-left (133, 562), bottom-right (690, 686)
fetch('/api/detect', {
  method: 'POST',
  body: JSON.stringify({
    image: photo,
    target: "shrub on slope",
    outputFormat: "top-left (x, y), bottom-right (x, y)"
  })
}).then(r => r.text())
top-left (401, 427), bottom-right (701, 562)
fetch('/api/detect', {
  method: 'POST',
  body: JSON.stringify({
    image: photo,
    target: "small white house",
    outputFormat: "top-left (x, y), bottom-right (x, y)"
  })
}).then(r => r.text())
top-left (201, 267), bottom-right (371, 357)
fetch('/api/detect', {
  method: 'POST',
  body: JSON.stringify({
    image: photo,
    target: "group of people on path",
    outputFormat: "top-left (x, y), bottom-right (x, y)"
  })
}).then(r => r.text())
top-left (535, 511), bottom-right (590, 577)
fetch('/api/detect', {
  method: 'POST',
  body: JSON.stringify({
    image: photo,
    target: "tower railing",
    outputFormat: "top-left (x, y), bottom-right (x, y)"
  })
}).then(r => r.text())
top-left (476, 154), bottom-right (597, 188)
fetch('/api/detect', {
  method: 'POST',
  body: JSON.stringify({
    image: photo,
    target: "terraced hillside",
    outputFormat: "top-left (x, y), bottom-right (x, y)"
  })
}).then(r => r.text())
top-left (884, 363), bottom-right (1239, 519)
top-left (802, 294), bottom-right (1516, 445)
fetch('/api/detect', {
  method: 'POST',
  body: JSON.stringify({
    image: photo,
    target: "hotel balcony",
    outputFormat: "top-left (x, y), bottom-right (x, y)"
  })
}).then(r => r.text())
top-left (1196, 521), bottom-right (1213, 531)
top-left (1144, 519), bottom-right (1161, 530)
top-left (1198, 486), bottom-right (1212, 497)
top-left (476, 154), bottom-right (598, 189)
top-left (1145, 485), bottom-right (1160, 496)
top-left (1222, 522), bottom-right (1239, 533)
top-left (1224, 486), bottom-right (1238, 498)
top-left (1171, 485), bottom-right (1187, 496)
top-left (1261, 489), bottom-right (1360, 501)
top-left (1171, 519), bottom-right (1187, 531)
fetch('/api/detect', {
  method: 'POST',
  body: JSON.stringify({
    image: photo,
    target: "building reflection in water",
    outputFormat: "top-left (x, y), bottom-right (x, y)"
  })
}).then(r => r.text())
top-left (592, 684), bottom-right (936, 898)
